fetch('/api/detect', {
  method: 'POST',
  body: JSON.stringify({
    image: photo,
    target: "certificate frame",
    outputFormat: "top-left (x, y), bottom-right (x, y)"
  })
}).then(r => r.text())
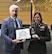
top-left (16, 28), bottom-right (31, 40)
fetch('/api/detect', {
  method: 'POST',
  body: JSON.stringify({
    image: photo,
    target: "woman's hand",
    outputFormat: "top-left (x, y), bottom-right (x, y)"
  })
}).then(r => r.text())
top-left (32, 34), bottom-right (40, 40)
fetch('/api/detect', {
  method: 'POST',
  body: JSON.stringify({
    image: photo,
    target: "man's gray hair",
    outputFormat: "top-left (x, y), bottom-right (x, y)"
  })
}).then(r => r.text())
top-left (9, 4), bottom-right (19, 11)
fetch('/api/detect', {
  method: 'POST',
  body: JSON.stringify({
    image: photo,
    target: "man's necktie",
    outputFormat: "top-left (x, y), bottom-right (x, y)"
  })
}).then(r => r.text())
top-left (15, 19), bottom-right (18, 29)
top-left (14, 19), bottom-right (18, 39)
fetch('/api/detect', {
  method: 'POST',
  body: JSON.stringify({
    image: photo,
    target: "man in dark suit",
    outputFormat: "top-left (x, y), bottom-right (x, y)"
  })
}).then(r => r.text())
top-left (1, 4), bottom-right (25, 54)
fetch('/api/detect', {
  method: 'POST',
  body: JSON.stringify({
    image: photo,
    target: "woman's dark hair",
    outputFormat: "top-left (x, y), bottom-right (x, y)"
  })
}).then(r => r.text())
top-left (34, 12), bottom-right (42, 23)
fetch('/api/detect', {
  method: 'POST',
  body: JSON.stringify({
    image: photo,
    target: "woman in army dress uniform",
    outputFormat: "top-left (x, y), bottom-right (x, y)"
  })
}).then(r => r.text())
top-left (28, 12), bottom-right (51, 54)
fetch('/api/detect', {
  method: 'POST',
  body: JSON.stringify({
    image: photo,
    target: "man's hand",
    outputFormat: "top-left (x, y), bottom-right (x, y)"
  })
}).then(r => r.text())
top-left (12, 39), bottom-right (26, 44)
top-left (20, 39), bottom-right (26, 42)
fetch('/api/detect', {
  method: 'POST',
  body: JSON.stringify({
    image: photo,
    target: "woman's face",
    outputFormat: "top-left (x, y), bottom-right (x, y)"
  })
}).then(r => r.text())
top-left (34, 14), bottom-right (41, 24)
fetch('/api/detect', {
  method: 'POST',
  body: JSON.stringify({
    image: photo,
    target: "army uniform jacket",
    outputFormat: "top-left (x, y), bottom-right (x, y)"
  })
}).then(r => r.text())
top-left (28, 23), bottom-right (51, 54)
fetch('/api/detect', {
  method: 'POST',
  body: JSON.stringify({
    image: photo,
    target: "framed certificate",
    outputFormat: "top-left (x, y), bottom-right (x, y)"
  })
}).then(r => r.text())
top-left (16, 28), bottom-right (31, 40)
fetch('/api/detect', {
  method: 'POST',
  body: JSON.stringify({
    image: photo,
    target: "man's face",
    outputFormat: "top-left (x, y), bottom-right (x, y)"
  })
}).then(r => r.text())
top-left (10, 7), bottom-right (18, 18)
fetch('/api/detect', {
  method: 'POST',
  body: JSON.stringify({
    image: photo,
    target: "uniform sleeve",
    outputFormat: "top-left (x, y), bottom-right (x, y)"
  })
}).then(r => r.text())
top-left (40, 25), bottom-right (51, 41)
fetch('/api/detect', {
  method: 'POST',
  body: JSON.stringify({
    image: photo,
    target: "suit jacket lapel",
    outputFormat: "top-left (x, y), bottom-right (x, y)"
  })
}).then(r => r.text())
top-left (9, 18), bottom-right (15, 29)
